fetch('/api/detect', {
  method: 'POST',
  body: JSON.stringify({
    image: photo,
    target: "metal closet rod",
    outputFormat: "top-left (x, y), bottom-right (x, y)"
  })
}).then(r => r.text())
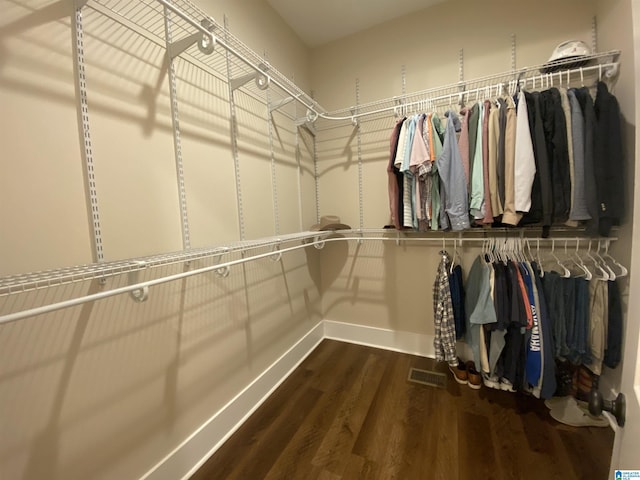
top-left (0, 233), bottom-right (616, 326)
top-left (328, 50), bottom-right (619, 115)
top-left (0, 231), bottom-right (330, 296)
top-left (155, 1), bottom-right (619, 124)
top-left (327, 60), bottom-right (619, 123)
top-left (376, 61), bottom-right (619, 118)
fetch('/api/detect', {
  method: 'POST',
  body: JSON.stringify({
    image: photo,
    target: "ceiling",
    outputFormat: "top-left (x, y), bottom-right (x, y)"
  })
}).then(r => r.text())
top-left (266, 0), bottom-right (448, 48)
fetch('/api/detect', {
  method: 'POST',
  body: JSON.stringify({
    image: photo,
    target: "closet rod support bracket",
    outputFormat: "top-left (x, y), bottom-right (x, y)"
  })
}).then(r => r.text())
top-left (312, 236), bottom-right (325, 250)
top-left (129, 261), bottom-right (149, 303)
top-left (269, 242), bottom-right (282, 262)
top-left (214, 247), bottom-right (231, 278)
top-left (350, 108), bottom-right (359, 128)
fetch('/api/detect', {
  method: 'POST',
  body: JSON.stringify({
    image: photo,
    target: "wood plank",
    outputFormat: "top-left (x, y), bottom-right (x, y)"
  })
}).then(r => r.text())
top-left (191, 340), bottom-right (614, 480)
top-left (310, 351), bottom-right (388, 476)
top-left (263, 343), bottom-right (375, 480)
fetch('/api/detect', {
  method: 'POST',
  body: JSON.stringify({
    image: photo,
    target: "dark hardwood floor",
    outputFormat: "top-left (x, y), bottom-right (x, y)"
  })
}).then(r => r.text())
top-left (191, 340), bottom-right (614, 480)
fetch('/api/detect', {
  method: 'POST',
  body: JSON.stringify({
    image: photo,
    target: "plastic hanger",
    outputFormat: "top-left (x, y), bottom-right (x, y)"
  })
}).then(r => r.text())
top-left (533, 239), bottom-right (544, 277)
top-left (569, 240), bottom-right (593, 281)
top-left (603, 240), bottom-right (628, 278)
top-left (449, 239), bottom-right (458, 274)
top-left (586, 241), bottom-right (610, 281)
top-left (550, 240), bottom-right (571, 278)
top-left (591, 240), bottom-right (616, 280)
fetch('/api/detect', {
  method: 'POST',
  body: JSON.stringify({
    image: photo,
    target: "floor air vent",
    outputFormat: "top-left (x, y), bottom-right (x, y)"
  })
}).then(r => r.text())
top-left (407, 368), bottom-right (447, 388)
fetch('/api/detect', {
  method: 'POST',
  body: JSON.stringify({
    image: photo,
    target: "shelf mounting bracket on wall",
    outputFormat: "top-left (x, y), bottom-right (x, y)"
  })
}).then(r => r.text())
top-left (295, 110), bottom-right (317, 136)
top-left (167, 19), bottom-right (216, 59)
top-left (230, 63), bottom-right (270, 91)
top-left (269, 95), bottom-right (298, 114)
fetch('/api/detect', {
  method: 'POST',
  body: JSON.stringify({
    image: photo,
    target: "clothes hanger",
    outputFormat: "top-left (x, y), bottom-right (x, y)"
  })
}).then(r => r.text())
top-left (603, 240), bottom-right (628, 277)
top-left (586, 240), bottom-right (610, 281)
top-left (569, 239), bottom-right (593, 280)
top-left (551, 239), bottom-right (572, 278)
top-left (535, 239), bottom-right (545, 277)
top-left (593, 240), bottom-right (616, 280)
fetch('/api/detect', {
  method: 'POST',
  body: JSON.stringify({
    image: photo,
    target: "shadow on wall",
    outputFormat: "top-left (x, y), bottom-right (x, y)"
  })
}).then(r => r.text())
top-left (0, 1), bottom-right (233, 141)
top-left (304, 233), bottom-right (349, 295)
top-left (0, 250), bottom-right (322, 479)
top-left (319, 239), bottom-right (444, 335)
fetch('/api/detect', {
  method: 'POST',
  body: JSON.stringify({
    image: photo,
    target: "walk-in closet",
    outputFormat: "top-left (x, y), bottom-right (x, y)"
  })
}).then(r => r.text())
top-left (1, 0), bottom-right (640, 479)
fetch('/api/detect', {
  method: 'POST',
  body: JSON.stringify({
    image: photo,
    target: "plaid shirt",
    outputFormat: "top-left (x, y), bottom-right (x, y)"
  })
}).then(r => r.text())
top-left (433, 252), bottom-right (457, 365)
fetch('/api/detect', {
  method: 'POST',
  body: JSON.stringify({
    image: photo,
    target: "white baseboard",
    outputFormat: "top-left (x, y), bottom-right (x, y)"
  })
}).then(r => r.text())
top-left (141, 320), bottom-right (465, 480)
top-left (141, 321), bottom-right (325, 480)
top-left (323, 319), bottom-right (436, 357)
top-left (323, 319), bottom-right (473, 361)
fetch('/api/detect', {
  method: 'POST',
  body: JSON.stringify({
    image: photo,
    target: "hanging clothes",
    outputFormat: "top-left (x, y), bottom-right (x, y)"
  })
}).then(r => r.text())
top-left (433, 251), bottom-right (458, 366)
top-left (594, 81), bottom-right (625, 236)
top-left (481, 100), bottom-right (494, 224)
top-left (436, 111), bottom-right (470, 230)
top-left (539, 88), bottom-right (571, 223)
top-left (585, 279), bottom-right (608, 375)
top-left (502, 96), bottom-right (520, 225)
top-left (464, 256), bottom-right (497, 372)
top-left (384, 83), bottom-right (624, 235)
top-left (514, 90), bottom-right (536, 215)
top-left (567, 89), bottom-right (591, 221)
top-left (470, 102), bottom-right (485, 220)
top-left (604, 279), bottom-right (623, 368)
top-left (575, 87), bottom-right (600, 235)
top-left (488, 101), bottom-right (503, 218)
top-left (458, 106), bottom-right (471, 187)
top-left (449, 263), bottom-right (466, 340)
top-left (387, 117), bottom-right (405, 229)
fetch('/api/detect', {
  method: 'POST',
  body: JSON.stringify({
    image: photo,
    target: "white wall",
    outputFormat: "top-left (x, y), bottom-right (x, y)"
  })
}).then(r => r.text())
top-left (311, 0), bottom-right (635, 357)
top-left (593, 0), bottom-right (637, 396)
top-left (0, 0), bottom-right (636, 478)
top-left (0, 1), bottom-right (319, 479)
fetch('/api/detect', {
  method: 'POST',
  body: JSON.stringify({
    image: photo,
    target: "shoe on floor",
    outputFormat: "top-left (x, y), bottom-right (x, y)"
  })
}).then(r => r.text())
top-left (548, 396), bottom-right (610, 427)
top-left (482, 373), bottom-right (500, 389)
top-left (465, 361), bottom-right (482, 390)
top-left (499, 378), bottom-right (516, 392)
top-left (449, 358), bottom-right (468, 385)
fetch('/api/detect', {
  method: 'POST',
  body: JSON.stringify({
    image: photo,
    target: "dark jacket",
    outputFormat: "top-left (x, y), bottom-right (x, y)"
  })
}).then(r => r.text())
top-left (539, 88), bottom-right (571, 223)
top-left (575, 87), bottom-right (600, 235)
top-left (521, 92), bottom-right (553, 236)
top-left (594, 81), bottom-right (625, 236)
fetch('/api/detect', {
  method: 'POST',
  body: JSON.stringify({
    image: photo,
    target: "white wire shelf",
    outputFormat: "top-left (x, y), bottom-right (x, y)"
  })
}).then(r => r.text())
top-left (86, 0), bottom-right (323, 120)
top-left (317, 50), bottom-right (621, 127)
top-left (0, 231), bottom-right (329, 296)
top-left (85, 0), bottom-right (620, 127)
top-left (0, 228), bottom-right (620, 325)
